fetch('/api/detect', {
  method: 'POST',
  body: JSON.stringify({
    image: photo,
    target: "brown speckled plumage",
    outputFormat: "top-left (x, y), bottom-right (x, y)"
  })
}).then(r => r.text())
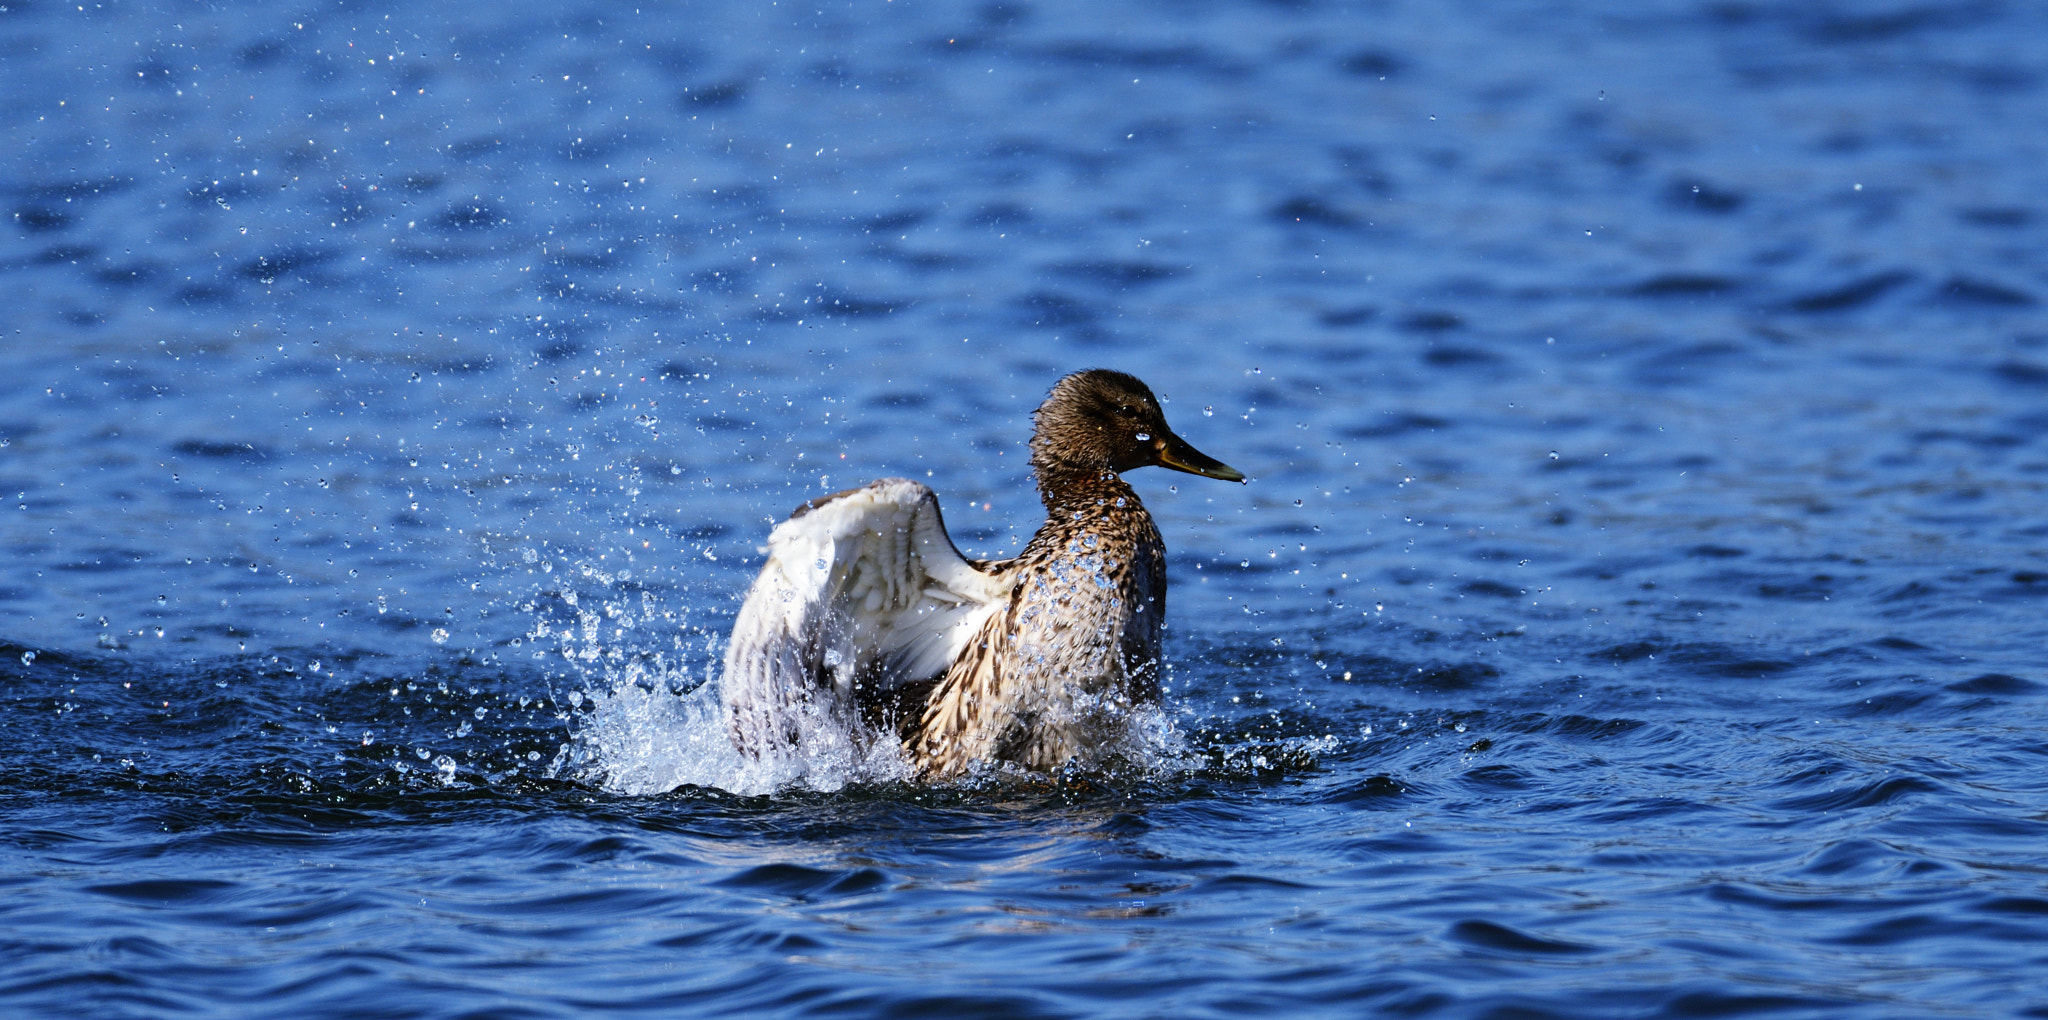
top-left (720, 369), bottom-right (1242, 780)
top-left (910, 468), bottom-right (1168, 775)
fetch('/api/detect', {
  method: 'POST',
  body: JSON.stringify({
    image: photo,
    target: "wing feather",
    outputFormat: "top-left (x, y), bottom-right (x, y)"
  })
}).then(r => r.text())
top-left (721, 478), bottom-right (1008, 757)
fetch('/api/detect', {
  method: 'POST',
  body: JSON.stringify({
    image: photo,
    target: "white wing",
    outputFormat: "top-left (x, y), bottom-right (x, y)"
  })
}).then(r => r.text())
top-left (720, 478), bottom-right (1010, 758)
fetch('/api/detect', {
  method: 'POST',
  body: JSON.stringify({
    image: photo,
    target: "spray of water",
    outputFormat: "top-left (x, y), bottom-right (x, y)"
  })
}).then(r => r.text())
top-left (521, 553), bottom-right (1209, 796)
top-left (557, 649), bottom-right (1199, 795)
top-left (566, 670), bottom-right (915, 796)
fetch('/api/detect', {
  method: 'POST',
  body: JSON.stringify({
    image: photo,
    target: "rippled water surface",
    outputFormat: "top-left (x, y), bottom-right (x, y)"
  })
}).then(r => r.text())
top-left (6, 0), bottom-right (2048, 1016)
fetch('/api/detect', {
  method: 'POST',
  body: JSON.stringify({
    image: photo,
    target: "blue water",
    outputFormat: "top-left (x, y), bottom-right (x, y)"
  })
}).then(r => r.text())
top-left (5, 0), bottom-right (2048, 1016)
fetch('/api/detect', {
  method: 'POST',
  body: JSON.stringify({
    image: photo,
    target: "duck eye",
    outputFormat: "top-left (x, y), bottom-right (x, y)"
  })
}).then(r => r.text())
top-left (1116, 405), bottom-right (1138, 418)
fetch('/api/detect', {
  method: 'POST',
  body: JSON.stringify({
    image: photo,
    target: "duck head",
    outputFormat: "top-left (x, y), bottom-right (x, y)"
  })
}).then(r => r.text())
top-left (1029, 369), bottom-right (1245, 485)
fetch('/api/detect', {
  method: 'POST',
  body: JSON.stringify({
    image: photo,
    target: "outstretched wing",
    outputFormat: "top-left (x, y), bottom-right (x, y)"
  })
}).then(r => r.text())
top-left (721, 478), bottom-right (1011, 758)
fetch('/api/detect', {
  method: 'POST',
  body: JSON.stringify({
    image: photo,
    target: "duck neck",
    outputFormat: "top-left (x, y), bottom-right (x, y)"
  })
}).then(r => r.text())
top-left (1035, 461), bottom-right (1139, 517)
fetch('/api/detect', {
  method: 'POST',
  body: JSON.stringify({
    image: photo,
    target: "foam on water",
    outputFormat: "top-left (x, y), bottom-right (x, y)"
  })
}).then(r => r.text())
top-left (563, 667), bottom-right (914, 796)
top-left (530, 530), bottom-right (1213, 795)
top-left (556, 625), bottom-right (1207, 796)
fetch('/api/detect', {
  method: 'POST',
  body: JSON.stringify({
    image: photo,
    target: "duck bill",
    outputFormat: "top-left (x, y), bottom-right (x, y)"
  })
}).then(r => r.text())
top-left (1156, 432), bottom-right (1245, 482)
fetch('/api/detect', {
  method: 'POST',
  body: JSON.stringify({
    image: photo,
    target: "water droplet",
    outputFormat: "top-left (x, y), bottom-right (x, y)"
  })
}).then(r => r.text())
top-left (1548, 451), bottom-right (1560, 460)
top-left (1293, 499), bottom-right (1303, 506)
top-left (430, 627), bottom-right (450, 645)
top-left (1202, 406), bottom-right (1214, 417)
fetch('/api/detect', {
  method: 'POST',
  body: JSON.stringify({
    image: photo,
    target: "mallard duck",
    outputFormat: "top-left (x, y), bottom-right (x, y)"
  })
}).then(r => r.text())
top-left (720, 369), bottom-right (1243, 779)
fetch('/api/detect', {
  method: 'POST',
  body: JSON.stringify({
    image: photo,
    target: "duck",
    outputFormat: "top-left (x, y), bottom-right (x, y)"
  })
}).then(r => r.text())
top-left (719, 369), bottom-right (1243, 779)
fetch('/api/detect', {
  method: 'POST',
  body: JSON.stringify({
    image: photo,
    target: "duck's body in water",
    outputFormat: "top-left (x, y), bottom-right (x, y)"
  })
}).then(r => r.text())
top-left (720, 369), bottom-right (1243, 780)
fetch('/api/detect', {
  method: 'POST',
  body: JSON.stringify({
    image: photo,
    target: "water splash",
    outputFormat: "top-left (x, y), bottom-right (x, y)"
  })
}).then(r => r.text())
top-left (524, 553), bottom-right (915, 796)
top-left (528, 542), bottom-right (1215, 796)
top-left (559, 660), bottom-right (915, 796)
top-left (550, 611), bottom-right (1207, 795)
top-left (557, 655), bottom-right (1206, 796)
